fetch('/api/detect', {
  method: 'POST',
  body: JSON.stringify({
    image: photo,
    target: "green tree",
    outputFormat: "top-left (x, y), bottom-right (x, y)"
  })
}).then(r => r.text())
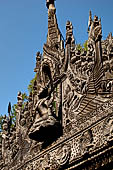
top-left (28, 74), bottom-right (37, 93)
top-left (76, 43), bottom-right (83, 52)
top-left (83, 40), bottom-right (88, 51)
top-left (22, 93), bottom-right (28, 101)
top-left (76, 40), bottom-right (88, 52)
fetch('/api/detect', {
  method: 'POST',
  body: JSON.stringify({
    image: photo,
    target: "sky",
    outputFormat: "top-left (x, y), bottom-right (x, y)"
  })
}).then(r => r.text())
top-left (0, 0), bottom-right (113, 115)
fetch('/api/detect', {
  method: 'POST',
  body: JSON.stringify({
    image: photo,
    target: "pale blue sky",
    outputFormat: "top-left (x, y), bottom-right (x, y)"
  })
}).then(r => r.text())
top-left (0, 0), bottom-right (113, 115)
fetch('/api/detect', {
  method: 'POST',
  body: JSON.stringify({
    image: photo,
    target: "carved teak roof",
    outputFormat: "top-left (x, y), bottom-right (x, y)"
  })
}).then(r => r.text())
top-left (1, 1), bottom-right (113, 170)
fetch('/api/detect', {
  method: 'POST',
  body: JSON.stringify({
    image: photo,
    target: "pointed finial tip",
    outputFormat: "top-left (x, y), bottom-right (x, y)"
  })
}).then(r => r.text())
top-left (89, 10), bottom-right (92, 16)
top-left (46, 0), bottom-right (55, 9)
top-left (8, 102), bottom-right (11, 114)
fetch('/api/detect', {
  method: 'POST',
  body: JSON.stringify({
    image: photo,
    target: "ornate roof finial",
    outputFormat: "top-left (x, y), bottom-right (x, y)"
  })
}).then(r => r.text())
top-left (88, 10), bottom-right (92, 32)
top-left (89, 10), bottom-right (92, 21)
top-left (46, 0), bottom-right (55, 9)
top-left (8, 102), bottom-right (11, 115)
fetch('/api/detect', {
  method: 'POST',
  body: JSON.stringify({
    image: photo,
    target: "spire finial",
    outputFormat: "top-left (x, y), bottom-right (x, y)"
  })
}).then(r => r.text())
top-left (88, 10), bottom-right (92, 32)
top-left (8, 102), bottom-right (11, 115)
top-left (46, 0), bottom-right (55, 9)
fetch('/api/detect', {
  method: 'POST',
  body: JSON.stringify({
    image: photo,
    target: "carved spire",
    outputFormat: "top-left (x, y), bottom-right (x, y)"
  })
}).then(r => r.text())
top-left (87, 12), bottom-right (104, 94)
top-left (66, 21), bottom-right (75, 45)
top-left (46, 0), bottom-right (61, 48)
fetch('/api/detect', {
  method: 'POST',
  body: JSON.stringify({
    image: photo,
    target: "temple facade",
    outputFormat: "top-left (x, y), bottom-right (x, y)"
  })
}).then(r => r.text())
top-left (1, 0), bottom-right (113, 169)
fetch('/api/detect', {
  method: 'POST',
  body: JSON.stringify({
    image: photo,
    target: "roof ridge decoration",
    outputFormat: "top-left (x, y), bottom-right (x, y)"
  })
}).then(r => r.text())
top-left (1, 1), bottom-right (113, 170)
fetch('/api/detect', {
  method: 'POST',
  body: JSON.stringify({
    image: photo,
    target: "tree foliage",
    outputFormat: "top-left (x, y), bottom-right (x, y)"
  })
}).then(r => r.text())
top-left (76, 40), bottom-right (88, 52)
top-left (76, 44), bottom-right (83, 52)
top-left (27, 74), bottom-right (37, 93)
top-left (83, 40), bottom-right (88, 51)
